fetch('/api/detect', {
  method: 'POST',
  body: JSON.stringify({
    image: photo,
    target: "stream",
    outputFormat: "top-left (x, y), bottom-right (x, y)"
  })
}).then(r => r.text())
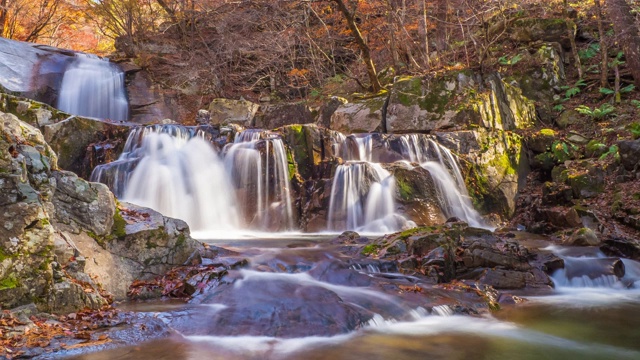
top-left (61, 234), bottom-right (640, 360)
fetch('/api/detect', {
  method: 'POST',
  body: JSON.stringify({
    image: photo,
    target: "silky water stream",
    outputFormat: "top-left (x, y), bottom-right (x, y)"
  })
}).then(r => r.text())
top-left (78, 126), bottom-right (640, 359)
top-left (64, 236), bottom-right (640, 360)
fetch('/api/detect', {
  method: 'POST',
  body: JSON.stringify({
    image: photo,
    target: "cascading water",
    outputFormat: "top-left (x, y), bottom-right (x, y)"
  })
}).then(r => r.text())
top-left (397, 134), bottom-right (487, 228)
top-left (224, 130), bottom-right (294, 230)
top-left (548, 246), bottom-right (640, 289)
top-left (327, 132), bottom-right (488, 232)
top-left (328, 134), bottom-right (415, 232)
top-left (91, 125), bottom-right (295, 234)
top-left (57, 53), bottom-right (129, 121)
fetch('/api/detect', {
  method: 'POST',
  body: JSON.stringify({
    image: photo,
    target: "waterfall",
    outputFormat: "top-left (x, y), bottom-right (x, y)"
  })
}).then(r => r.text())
top-left (91, 125), bottom-right (295, 233)
top-left (328, 132), bottom-right (488, 231)
top-left (328, 161), bottom-right (413, 232)
top-left (396, 134), bottom-right (487, 228)
top-left (328, 133), bottom-right (415, 233)
top-left (224, 130), bottom-right (295, 230)
top-left (57, 53), bottom-right (129, 121)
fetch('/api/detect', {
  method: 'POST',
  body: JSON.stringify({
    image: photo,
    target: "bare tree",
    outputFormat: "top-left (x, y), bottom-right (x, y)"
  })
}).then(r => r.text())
top-left (605, 0), bottom-right (640, 87)
top-left (0, 0), bottom-right (7, 37)
top-left (594, 0), bottom-right (608, 88)
top-left (331, 0), bottom-right (382, 92)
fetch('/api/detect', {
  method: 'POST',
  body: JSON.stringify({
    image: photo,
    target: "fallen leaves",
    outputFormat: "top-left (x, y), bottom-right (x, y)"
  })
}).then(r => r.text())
top-left (0, 306), bottom-right (119, 359)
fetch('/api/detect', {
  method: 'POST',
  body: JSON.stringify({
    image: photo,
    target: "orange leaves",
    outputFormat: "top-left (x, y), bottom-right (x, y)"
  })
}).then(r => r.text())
top-left (1, 306), bottom-right (119, 358)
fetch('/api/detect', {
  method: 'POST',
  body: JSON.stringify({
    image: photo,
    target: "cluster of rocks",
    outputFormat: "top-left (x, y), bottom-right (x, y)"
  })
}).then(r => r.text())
top-left (0, 110), bottom-right (204, 314)
top-left (360, 222), bottom-right (557, 291)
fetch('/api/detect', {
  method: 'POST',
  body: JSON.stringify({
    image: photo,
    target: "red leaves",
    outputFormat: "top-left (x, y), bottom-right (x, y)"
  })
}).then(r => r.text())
top-left (1, 306), bottom-right (118, 358)
top-left (128, 263), bottom-right (227, 300)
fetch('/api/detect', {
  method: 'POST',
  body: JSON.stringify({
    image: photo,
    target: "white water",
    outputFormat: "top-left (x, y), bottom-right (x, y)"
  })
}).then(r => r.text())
top-left (397, 134), bottom-right (489, 229)
top-left (224, 130), bottom-right (294, 230)
top-left (327, 132), bottom-right (488, 232)
top-left (57, 53), bottom-right (128, 121)
top-left (92, 125), bottom-right (295, 234)
top-left (328, 134), bottom-right (416, 232)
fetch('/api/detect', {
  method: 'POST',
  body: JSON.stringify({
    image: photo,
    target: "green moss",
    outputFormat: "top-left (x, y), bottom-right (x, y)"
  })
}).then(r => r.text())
top-left (0, 248), bottom-right (11, 262)
top-left (361, 244), bottom-right (379, 256)
top-left (112, 208), bottom-right (127, 239)
top-left (146, 241), bottom-right (157, 249)
top-left (0, 274), bottom-right (19, 290)
top-left (396, 177), bottom-right (413, 201)
top-left (176, 233), bottom-right (186, 247)
top-left (586, 140), bottom-right (606, 153)
top-left (539, 128), bottom-right (556, 136)
top-left (395, 76), bottom-right (454, 116)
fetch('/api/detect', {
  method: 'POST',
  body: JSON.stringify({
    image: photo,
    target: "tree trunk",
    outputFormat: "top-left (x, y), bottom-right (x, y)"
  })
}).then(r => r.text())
top-left (434, 0), bottom-right (448, 52)
top-left (563, 0), bottom-right (582, 79)
top-left (332, 0), bottom-right (382, 92)
top-left (594, 0), bottom-right (608, 88)
top-left (0, 0), bottom-right (7, 38)
top-left (606, 0), bottom-right (640, 87)
top-left (418, 0), bottom-right (430, 69)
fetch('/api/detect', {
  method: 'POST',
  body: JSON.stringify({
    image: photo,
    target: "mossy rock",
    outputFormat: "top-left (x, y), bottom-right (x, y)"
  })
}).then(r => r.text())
top-left (527, 128), bottom-right (557, 153)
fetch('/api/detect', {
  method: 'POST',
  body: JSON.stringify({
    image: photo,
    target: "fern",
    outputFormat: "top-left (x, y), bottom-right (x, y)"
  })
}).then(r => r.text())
top-left (575, 104), bottom-right (615, 119)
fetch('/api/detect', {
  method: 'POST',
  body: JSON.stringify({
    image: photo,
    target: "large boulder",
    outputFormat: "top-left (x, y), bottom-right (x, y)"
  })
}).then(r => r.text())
top-left (64, 202), bottom-right (204, 300)
top-left (363, 223), bottom-right (554, 289)
top-left (386, 75), bottom-right (463, 133)
top-left (208, 98), bottom-right (259, 127)
top-left (52, 170), bottom-right (116, 236)
top-left (0, 111), bottom-right (105, 313)
top-left (329, 96), bottom-right (386, 133)
top-left (254, 102), bottom-right (315, 129)
top-left (386, 72), bottom-right (535, 134)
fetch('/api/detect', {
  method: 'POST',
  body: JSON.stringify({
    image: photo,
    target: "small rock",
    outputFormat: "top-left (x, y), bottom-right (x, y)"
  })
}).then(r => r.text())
top-left (565, 227), bottom-right (600, 246)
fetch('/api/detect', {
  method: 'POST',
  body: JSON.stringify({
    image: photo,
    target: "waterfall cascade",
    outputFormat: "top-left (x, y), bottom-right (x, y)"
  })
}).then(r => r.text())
top-left (92, 125), bottom-right (490, 235)
top-left (327, 133), bottom-right (487, 232)
top-left (328, 134), bottom-right (415, 232)
top-left (397, 134), bottom-right (486, 228)
top-left (91, 125), bottom-right (295, 234)
top-left (57, 53), bottom-right (129, 121)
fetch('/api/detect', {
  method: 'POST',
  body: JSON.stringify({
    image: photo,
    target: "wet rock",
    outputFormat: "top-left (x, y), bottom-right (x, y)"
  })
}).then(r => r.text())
top-left (478, 269), bottom-right (532, 289)
top-left (565, 227), bottom-right (600, 246)
top-left (600, 237), bottom-right (640, 261)
top-left (208, 98), bottom-right (259, 126)
top-left (383, 163), bottom-right (445, 226)
top-left (182, 274), bottom-right (372, 338)
top-left (364, 223), bottom-right (551, 290)
top-left (564, 257), bottom-right (625, 279)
